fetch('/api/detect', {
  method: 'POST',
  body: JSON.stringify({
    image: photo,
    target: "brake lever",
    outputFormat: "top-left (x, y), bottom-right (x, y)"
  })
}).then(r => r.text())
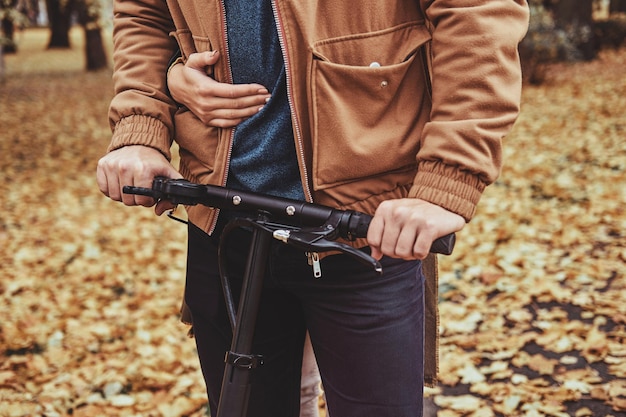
top-left (271, 225), bottom-right (382, 273)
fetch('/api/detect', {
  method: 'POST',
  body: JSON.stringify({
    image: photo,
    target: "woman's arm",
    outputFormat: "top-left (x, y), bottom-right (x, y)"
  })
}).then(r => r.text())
top-left (168, 51), bottom-right (272, 128)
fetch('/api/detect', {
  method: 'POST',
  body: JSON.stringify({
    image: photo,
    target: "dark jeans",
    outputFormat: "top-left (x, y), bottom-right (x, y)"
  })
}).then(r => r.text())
top-left (184, 222), bottom-right (425, 417)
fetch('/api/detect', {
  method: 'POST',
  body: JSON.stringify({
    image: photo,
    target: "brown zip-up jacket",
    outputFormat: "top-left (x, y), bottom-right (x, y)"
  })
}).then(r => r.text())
top-left (107, 0), bottom-right (529, 386)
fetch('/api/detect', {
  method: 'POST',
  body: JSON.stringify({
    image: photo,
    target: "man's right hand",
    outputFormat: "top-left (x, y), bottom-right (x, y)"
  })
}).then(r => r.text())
top-left (96, 145), bottom-right (183, 215)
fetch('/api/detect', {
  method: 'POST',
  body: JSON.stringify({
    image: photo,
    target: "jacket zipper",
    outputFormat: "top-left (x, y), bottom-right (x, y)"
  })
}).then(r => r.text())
top-left (272, 1), bottom-right (321, 277)
top-left (271, 0), bottom-right (313, 204)
top-left (209, 0), bottom-right (236, 235)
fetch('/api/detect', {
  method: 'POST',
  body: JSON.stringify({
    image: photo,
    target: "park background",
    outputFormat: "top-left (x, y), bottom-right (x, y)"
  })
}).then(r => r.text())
top-left (1, 1), bottom-right (625, 416)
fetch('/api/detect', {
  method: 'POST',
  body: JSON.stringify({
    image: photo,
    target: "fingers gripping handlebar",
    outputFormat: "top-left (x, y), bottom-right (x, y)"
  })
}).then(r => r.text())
top-left (123, 177), bottom-right (456, 270)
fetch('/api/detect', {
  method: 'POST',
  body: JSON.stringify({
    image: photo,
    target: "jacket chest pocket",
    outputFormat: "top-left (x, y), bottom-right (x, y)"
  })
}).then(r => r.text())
top-left (309, 22), bottom-right (432, 190)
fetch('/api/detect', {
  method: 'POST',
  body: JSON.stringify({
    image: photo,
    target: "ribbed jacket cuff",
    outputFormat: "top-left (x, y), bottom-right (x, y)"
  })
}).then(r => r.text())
top-left (409, 160), bottom-right (486, 222)
top-left (108, 115), bottom-right (172, 160)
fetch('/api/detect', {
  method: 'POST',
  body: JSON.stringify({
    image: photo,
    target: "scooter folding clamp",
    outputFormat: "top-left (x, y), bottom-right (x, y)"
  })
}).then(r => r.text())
top-left (225, 351), bottom-right (264, 370)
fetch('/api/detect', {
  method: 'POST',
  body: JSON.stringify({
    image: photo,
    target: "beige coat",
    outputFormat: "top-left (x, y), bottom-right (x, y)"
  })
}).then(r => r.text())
top-left (107, 0), bottom-right (529, 385)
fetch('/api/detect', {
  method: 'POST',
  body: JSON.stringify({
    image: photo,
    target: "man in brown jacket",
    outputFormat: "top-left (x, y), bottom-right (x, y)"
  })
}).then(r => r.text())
top-left (97, 1), bottom-right (529, 416)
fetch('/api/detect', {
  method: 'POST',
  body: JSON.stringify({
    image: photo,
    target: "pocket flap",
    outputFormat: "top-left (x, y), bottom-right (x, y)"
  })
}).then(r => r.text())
top-left (312, 22), bottom-right (431, 67)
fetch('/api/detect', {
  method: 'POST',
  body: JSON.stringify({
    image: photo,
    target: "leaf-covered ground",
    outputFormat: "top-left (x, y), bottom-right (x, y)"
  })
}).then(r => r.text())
top-left (1, 28), bottom-right (625, 417)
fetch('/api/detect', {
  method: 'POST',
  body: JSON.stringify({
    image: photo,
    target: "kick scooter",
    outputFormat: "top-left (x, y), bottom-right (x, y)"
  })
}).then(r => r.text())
top-left (124, 177), bottom-right (455, 417)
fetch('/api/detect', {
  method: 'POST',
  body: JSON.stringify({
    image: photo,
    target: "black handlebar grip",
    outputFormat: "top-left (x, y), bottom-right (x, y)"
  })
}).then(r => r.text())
top-left (346, 211), bottom-right (372, 239)
top-left (430, 233), bottom-right (456, 256)
top-left (122, 185), bottom-right (158, 198)
top-left (346, 211), bottom-right (456, 255)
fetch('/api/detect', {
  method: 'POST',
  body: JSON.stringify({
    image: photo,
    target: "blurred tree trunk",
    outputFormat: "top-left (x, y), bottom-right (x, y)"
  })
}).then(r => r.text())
top-left (46, 0), bottom-right (75, 48)
top-left (82, 25), bottom-right (107, 70)
top-left (610, 0), bottom-right (626, 13)
top-left (544, 0), bottom-right (596, 60)
top-left (0, 44), bottom-right (4, 80)
top-left (76, 0), bottom-right (107, 70)
top-left (1, 18), bottom-right (17, 53)
top-left (1, 0), bottom-right (19, 53)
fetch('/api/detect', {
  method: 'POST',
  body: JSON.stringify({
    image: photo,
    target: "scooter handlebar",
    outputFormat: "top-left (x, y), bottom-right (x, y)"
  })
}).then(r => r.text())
top-left (123, 177), bottom-right (455, 255)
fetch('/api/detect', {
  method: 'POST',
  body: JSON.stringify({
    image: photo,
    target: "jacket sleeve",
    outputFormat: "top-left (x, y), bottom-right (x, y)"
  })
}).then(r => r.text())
top-left (107, 0), bottom-right (179, 160)
top-left (411, 0), bottom-right (529, 221)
